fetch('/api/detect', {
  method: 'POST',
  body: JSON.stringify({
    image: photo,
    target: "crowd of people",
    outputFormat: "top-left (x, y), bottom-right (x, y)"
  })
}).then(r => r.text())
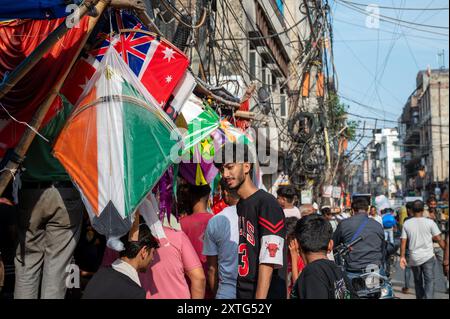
top-left (0, 143), bottom-right (448, 300)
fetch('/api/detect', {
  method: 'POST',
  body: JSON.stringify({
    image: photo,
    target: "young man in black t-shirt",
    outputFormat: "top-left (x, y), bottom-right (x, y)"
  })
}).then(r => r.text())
top-left (214, 143), bottom-right (287, 299)
top-left (290, 214), bottom-right (356, 299)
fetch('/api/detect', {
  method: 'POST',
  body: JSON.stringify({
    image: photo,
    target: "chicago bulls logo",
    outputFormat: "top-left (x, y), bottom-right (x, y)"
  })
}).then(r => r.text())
top-left (266, 242), bottom-right (280, 258)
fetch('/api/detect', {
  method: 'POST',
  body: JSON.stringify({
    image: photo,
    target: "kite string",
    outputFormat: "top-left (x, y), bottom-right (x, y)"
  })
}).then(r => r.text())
top-left (0, 102), bottom-right (49, 142)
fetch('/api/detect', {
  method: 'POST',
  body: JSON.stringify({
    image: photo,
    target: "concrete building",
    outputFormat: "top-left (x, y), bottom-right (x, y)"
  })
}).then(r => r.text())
top-left (399, 69), bottom-right (449, 197)
top-left (349, 128), bottom-right (402, 199)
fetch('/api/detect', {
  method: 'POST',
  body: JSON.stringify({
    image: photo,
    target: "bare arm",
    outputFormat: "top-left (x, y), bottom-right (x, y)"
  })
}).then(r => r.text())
top-left (400, 238), bottom-right (408, 269)
top-left (432, 235), bottom-right (446, 250)
top-left (206, 255), bottom-right (218, 296)
top-left (186, 267), bottom-right (206, 299)
top-left (255, 264), bottom-right (274, 299)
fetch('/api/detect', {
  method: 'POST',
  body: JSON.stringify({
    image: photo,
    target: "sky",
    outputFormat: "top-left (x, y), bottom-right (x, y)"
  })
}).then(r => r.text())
top-left (329, 0), bottom-right (449, 159)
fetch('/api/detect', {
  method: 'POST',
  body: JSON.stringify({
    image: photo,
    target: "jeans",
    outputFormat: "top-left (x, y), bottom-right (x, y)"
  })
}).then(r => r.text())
top-left (404, 266), bottom-right (412, 289)
top-left (384, 228), bottom-right (394, 244)
top-left (411, 256), bottom-right (435, 299)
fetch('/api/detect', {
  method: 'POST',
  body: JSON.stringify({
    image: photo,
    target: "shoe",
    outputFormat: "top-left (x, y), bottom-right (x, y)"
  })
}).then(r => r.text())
top-left (402, 287), bottom-right (409, 294)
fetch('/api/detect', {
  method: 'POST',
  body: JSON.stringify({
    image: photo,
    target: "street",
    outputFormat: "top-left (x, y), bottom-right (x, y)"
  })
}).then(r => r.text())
top-left (390, 258), bottom-right (449, 299)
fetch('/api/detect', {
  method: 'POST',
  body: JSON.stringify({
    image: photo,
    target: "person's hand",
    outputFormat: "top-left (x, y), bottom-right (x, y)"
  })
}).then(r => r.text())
top-left (289, 240), bottom-right (299, 258)
top-left (444, 263), bottom-right (449, 277)
top-left (400, 257), bottom-right (407, 270)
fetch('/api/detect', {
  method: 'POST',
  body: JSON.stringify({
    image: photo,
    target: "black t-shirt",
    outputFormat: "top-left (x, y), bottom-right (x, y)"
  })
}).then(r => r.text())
top-left (290, 259), bottom-right (356, 299)
top-left (236, 189), bottom-right (287, 299)
top-left (82, 267), bottom-right (146, 299)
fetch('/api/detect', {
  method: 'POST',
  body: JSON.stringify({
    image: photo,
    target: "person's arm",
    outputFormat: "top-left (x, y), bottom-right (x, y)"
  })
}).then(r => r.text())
top-left (432, 235), bottom-right (446, 250)
top-left (256, 198), bottom-right (286, 299)
top-left (400, 224), bottom-right (408, 269)
top-left (186, 267), bottom-right (206, 299)
top-left (181, 231), bottom-right (206, 299)
top-left (289, 240), bottom-right (300, 283)
top-left (443, 233), bottom-right (449, 277)
top-left (430, 221), bottom-right (445, 249)
top-left (400, 239), bottom-right (408, 269)
top-left (206, 255), bottom-right (218, 296)
top-left (255, 264), bottom-right (275, 299)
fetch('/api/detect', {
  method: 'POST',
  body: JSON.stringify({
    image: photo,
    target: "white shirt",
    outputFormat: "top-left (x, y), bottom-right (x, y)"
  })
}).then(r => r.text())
top-left (112, 259), bottom-right (142, 287)
top-left (401, 217), bottom-right (441, 267)
top-left (283, 206), bottom-right (301, 219)
top-left (370, 214), bottom-right (383, 226)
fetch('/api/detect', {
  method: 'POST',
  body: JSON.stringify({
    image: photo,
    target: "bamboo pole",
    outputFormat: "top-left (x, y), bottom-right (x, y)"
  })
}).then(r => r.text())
top-left (0, 0), bottom-right (110, 196)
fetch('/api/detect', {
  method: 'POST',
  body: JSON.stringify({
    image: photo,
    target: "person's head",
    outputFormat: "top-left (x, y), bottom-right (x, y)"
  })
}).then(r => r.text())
top-left (321, 206), bottom-right (333, 221)
top-left (285, 216), bottom-right (299, 243)
top-left (120, 223), bottom-right (160, 272)
top-left (351, 197), bottom-right (369, 214)
top-left (406, 202), bottom-right (414, 216)
top-left (214, 143), bottom-right (255, 191)
top-left (277, 185), bottom-right (296, 209)
top-left (294, 214), bottom-right (333, 262)
top-left (188, 184), bottom-right (211, 213)
top-left (369, 205), bottom-right (377, 216)
top-left (219, 178), bottom-right (240, 206)
top-left (427, 198), bottom-right (437, 210)
top-left (412, 200), bottom-right (424, 215)
top-left (300, 204), bottom-right (315, 218)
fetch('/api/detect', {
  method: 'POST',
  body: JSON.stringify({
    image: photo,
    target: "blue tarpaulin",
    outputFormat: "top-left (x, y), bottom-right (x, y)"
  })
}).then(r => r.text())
top-left (0, 1), bottom-right (82, 20)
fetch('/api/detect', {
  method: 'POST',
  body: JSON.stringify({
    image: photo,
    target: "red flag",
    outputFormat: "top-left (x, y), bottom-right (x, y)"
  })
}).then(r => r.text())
top-left (138, 39), bottom-right (190, 106)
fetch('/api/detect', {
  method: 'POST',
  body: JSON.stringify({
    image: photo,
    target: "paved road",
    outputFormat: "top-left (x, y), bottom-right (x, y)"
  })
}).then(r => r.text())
top-left (390, 258), bottom-right (449, 299)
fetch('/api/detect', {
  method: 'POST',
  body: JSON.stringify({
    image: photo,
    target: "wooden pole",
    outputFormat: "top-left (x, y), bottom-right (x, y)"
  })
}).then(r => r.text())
top-left (0, 0), bottom-right (110, 196)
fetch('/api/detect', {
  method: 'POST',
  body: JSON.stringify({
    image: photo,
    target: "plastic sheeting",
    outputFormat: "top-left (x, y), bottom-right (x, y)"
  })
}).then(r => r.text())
top-left (53, 47), bottom-right (181, 249)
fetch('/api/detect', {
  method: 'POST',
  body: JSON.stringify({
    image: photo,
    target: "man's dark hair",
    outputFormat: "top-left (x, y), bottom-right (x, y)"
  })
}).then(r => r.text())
top-left (294, 214), bottom-right (332, 253)
top-left (120, 223), bottom-right (159, 259)
top-left (427, 197), bottom-right (437, 205)
top-left (277, 185), bottom-right (296, 203)
top-left (188, 184), bottom-right (211, 205)
top-left (321, 207), bottom-right (331, 215)
top-left (405, 202), bottom-right (413, 211)
top-left (351, 197), bottom-right (369, 212)
top-left (412, 200), bottom-right (424, 213)
top-left (285, 216), bottom-right (299, 239)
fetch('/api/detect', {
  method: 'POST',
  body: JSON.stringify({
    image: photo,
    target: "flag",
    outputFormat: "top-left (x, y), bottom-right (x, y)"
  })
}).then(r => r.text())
top-left (58, 11), bottom-right (193, 119)
top-left (90, 11), bottom-right (190, 106)
top-left (53, 47), bottom-right (181, 239)
top-left (163, 71), bottom-right (197, 121)
top-left (176, 95), bottom-right (220, 152)
top-left (0, 16), bottom-right (89, 157)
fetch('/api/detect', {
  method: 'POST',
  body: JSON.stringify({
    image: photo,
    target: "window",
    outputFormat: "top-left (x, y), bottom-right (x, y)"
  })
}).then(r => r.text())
top-left (280, 94), bottom-right (286, 117)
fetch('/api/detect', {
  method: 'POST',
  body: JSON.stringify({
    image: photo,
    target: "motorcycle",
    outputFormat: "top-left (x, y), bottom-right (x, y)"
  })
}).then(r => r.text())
top-left (334, 236), bottom-right (396, 299)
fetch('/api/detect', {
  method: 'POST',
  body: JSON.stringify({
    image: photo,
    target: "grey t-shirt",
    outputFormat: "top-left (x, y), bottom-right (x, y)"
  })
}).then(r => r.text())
top-left (333, 213), bottom-right (385, 270)
top-left (203, 206), bottom-right (239, 299)
top-left (401, 217), bottom-right (441, 267)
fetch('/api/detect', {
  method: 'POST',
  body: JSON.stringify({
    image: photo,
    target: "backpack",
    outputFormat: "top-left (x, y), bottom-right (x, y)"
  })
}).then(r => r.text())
top-left (382, 214), bottom-right (396, 229)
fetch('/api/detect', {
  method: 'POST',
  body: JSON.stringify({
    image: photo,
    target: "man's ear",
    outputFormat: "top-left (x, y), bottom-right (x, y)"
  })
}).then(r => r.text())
top-left (327, 240), bottom-right (334, 254)
top-left (243, 162), bottom-right (251, 175)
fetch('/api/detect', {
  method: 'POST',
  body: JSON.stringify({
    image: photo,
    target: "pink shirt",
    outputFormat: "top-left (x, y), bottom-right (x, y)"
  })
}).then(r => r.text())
top-left (180, 212), bottom-right (213, 271)
top-left (101, 227), bottom-right (202, 299)
top-left (142, 227), bottom-right (202, 299)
